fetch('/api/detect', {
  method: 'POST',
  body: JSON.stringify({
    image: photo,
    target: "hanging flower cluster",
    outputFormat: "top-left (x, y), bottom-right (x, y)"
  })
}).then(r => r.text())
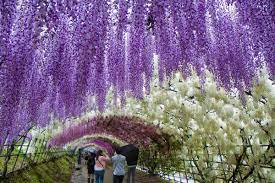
top-left (68, 133), bottom-right (127, 150)
top-left (81, 141), bottom-right (114, 156)
top-left (89, 139), bottom-right (115, 156)
top-left (49, 116), bottom-right (168, 148)
top-left (0, 0), bottom-right (273, 145)
top-left (107, 70), bottom-right (273, 182)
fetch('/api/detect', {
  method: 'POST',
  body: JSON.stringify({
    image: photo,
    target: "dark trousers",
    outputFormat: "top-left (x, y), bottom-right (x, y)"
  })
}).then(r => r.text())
top-left (127, 166), bottom-right (136, 183)
top-left (95, 170), bottom-right (105, 183)
top-left (77, 155), bottom-right (81, 164)
top-left (113, 175), bottom-right (124, 183)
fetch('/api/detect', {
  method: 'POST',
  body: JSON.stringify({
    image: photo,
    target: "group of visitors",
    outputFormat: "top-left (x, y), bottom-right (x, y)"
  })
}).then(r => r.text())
top-left (82, 147), bottom-right (138, 183)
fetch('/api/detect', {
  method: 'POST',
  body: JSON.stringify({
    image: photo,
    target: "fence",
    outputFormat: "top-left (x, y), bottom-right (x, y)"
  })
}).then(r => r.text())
top-left (139, 142), bottom-right (275, 183)
top-left (0, 131), bottom-right (71, 178)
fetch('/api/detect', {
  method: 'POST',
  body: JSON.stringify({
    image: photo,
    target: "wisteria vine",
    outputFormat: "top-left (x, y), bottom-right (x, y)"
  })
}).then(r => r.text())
top-left (49, 116), bottom-right (168, 148)
top-left (0, 0), bottom-right (274, 144)
top-left (88, 139), bottom-right (115, 156)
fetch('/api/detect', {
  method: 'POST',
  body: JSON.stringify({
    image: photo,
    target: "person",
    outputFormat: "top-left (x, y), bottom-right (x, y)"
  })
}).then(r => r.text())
top-left (84, 152), bottom-right (89, 165)
top-left (76, 148), bottom-right (82, 170)
top-left (94, 150), bottom-right (110, 183)
top-left (77, 148), bottom-right (82, 165)
top-left (126, 146), bottom-right (139, 183)
top-left (127, 162), bottom-right (137, 183)
top-left (111, 148), bottom-right (126, 183)
top-left (87, 152), bottom-right (96, 183)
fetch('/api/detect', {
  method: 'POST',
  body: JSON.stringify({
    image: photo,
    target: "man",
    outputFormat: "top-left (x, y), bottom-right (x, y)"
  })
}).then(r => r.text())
top-left (76, 148), bottom-right (82, 171)
top-left (112, 148), bottom-right (126, 183)
top-left (125, 145), bottom-right (139, 183)
top-left (87, 152), bottom-right (96, 183)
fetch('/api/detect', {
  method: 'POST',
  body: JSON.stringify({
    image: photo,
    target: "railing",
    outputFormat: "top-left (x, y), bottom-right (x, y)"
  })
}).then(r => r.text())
top-left (139, 143), bottom-right (275, 183)
top-left (0, 132), bottom-right (71, 178)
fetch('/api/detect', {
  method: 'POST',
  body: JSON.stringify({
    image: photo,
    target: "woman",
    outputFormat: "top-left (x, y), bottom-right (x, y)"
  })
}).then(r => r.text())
top-left (87, 152), bottom-right (96, 183)
top-left (94, 150), bottom-right (110, 183)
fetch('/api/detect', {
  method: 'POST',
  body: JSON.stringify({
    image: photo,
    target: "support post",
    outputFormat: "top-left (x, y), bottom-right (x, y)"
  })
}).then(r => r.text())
top-left (11, 134), bottom-right (27, 172)
top-left (20, 138), bottom-right (31, 169)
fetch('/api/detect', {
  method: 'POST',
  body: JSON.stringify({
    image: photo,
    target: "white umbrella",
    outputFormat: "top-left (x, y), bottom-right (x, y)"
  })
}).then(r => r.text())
top-left (83, 146), bottom-right (97, 153)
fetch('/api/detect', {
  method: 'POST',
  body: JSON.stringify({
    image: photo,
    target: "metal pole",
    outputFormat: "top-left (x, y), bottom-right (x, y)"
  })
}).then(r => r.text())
top-left (34, 138), bottom-right (43, 163)
top-left (30, 138), bottom-right (38, 163)
top-left (40, 140), bottom-right (48, 162)
top-left (0, 133), bottom-right (9, 155)
top-left (36, 137), bottom-right (46, 163)
top-left (44, 148), bottom-right (49, 161)
top-left (11, 134), bottom-right (27, 172)
top-left (20, 138), bottom-right (31, 169)
top-left (2, 140), bottom-right (15, 177)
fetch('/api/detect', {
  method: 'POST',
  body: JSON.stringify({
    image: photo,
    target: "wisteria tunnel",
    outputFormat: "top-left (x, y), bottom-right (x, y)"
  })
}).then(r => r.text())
top-left (0, 0), bottom-right (274, 183)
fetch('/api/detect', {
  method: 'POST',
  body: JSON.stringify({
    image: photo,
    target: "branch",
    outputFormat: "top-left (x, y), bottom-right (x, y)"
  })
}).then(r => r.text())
top-left (229, 129), bottom-right (248, 182)
top-left (229, 147), bottom-right (247, 182)
top-left (244, 90), bottom-right (252, 96)
top-left (146, 14), bottom-right (155, 33)
top-left (189, 150), bottom-right (207, 182)
top-left (259, 97), bottom-right (267, 105)
top-left (255, 120), bottom-right (274, 151)
top-left (242, 166), bottom-right (255, 181)
top-left (213, 136), bottom-right (228, 181)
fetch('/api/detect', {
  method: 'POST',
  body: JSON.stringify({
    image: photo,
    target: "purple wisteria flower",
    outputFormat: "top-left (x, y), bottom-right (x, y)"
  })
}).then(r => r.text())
top-left (0, 0), bottom-right (273, 144)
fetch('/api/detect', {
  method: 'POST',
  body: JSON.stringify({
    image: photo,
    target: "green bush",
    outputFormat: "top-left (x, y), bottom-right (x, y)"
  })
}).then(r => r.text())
top-left (2, 155), bottom-right (76, 183)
